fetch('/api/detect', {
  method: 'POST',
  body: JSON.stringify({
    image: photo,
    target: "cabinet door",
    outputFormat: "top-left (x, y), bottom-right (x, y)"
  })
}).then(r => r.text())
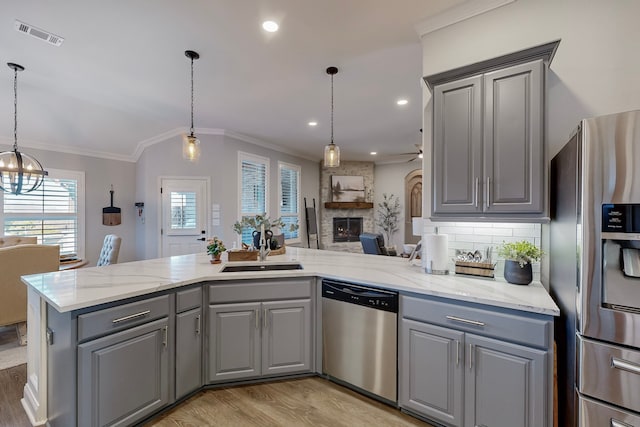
top-left (262, 299), bottom-right (311, 376)
top-left (464, 333), bottom-right (547, 427)
top-left (433, 74), bottom-right (483, 214)
top-left (399, 319), bottom-right (464, 427)
top-left (175, 307), bottom-right (202, 398)
top-left (208, 302), bottom-right (261, 382)
top-left (483, 60), bottom-right (544, 214)
top-left (78, 317), bottom-right (170, 427)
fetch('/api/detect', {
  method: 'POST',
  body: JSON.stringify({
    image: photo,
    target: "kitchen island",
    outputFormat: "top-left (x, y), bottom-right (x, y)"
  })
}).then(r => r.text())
top-left (21, 247), bottom-right (558, 426)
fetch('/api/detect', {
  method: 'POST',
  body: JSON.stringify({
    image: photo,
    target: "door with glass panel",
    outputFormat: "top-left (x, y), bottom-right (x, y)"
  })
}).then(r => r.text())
top-left (160, 178), bottom-right (208, 257)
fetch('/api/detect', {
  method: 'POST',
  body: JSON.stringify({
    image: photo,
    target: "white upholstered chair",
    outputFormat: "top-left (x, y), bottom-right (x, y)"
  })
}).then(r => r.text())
top-left (97, 234), bottom-right (122, 266)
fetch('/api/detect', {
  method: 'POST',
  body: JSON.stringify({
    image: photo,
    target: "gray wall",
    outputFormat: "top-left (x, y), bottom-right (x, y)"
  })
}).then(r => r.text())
top-left (135, 133), bottom-right (320, 260)
top-left (0, 143), bottom-right (137, 266)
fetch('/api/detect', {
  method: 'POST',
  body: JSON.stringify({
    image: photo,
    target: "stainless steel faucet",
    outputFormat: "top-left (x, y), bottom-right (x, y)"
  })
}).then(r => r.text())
top-left (258, 237), bottom-right (270, 261)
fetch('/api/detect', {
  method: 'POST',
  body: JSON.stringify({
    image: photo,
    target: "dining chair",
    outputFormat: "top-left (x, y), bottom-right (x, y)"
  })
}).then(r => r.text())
top-left (97, 234), bottom-right (122, 266)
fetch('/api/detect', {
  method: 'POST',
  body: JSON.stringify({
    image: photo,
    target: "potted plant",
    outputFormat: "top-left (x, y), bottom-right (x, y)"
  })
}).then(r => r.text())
top-left (375, 193), bottom-right (401, 253)
top-left (233, 213), bottom-right (299, 248)
top-left (207, 236), bottom-right (226, 264)
top-left (497, 240), bottom-right (544, 285)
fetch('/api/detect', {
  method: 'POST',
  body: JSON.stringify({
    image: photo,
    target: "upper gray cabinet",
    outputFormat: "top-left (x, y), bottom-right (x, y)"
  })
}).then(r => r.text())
top-left (426, 40), bottom-right (560, 221)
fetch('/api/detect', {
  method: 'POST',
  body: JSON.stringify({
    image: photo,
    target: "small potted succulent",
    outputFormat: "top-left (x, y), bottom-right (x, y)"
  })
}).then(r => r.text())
top-left (497, 240), bottom-right (544, 285)
top-left (207, 236), bottom-right (226, 264)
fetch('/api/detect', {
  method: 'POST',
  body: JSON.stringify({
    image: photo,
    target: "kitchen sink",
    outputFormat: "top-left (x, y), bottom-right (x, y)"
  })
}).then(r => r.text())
top-left (220, 262), bottom-right (303, 272)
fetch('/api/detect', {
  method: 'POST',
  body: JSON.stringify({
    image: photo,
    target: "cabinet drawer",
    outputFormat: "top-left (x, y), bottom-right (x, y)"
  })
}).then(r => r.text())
top-left (176, 286), bottom-right (202, 312)
top-left (579, 337), bottom-right (640, 414)
top-left (579, 394), bottom-right (640, 427)
top-left (401, 295), bottom-right (550, 348)
top-left (78, 295), bottom-right (170, 342)
top-left (209, 279), bottom-right (311, 304)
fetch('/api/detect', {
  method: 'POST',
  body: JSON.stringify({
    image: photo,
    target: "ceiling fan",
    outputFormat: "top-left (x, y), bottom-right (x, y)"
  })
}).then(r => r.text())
top-left (395, 129), bottom-right (423, 162)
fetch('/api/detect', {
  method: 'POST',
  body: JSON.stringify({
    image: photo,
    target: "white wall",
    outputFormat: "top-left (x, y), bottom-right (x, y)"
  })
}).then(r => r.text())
top-left (0, 144), bottom-right (137, 265)
top-left (373, 162), bottom-right (423, 250)
top-left (135, 134), bottom-right (320, 260)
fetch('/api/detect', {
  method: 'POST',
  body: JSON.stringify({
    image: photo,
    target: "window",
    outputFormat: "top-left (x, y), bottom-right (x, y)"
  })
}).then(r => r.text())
top-left (278, 162), bottom-right (300, 242)
top-left (0, 168), bottom-right (85, 257)
top-left (170, 191), bottom-right (197, 231)
top-left (238, 152), bottom-right (269, 245)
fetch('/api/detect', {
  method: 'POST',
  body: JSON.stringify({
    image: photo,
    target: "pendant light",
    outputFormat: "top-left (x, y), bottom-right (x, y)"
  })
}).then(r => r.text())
top-left (0, 63), bottom-right (47, 195)
top-left (323, 66), bottom-right (340, 167)
top-left (183, 50), bottom-right (200, 162)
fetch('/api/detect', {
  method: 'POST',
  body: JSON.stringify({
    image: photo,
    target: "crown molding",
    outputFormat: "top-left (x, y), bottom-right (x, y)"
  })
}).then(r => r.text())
top-left (0, 136), bottom-right (135, 163)
top-left (415, 0), bottom-right (516, 36)
top-left (221, 130), bottom-right (318, 162)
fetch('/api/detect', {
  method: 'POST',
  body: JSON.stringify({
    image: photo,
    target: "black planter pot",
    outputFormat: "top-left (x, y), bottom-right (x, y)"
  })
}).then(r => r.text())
top-left (503, 260), bottom-right (533, 285)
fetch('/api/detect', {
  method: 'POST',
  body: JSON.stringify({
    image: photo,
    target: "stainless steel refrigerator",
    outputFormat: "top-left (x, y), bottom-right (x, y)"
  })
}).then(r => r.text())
top-left (550, 110), bottom-right (640, 426)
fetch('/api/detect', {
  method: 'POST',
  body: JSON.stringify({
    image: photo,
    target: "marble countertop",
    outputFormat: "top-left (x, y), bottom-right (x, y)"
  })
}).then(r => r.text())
top-left (22, 247), bottom-right (559, 316)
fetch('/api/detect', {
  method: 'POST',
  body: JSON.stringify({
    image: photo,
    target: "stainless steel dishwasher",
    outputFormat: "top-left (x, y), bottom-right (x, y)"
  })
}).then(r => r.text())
top-left (322, 279), bottom-right (398, 403)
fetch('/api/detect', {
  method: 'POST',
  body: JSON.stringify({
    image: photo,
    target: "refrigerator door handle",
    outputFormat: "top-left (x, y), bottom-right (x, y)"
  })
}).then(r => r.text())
top-left (611, 356), bottom-right (640, 375)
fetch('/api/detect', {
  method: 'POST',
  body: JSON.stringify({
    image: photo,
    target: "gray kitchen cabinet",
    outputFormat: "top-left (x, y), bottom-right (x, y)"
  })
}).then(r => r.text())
top-left (175, 286), bottom-right (203, 399)
top-left (208, 298), bottom-right (312, 382)
top-left (428, 40), bottom-right (559, 220)
top-left (208, 302), bottom-right (262, 382)
top-left (77, 317), bottom-right (170, 427)
top-left (175, 307), bottom-right (202, 398)
top-left (399, 294), bottom-right (552, 427)
top-left (400, 319), bottom-right (464, 427)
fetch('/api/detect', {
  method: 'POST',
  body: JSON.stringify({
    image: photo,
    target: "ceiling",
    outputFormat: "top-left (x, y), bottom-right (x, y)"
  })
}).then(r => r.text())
top-left (0, 0), bottom-right (466, 163)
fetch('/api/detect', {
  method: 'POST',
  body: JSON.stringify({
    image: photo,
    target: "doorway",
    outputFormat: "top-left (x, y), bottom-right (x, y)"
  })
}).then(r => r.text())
top-left (160, 177), bottom-right (210, 257)
top-left (404, 169), bottom-right (422, 244)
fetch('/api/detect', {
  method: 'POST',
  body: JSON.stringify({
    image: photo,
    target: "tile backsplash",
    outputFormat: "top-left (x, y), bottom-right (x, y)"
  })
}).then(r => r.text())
top-left (422, 220), bottom-right (542, 281)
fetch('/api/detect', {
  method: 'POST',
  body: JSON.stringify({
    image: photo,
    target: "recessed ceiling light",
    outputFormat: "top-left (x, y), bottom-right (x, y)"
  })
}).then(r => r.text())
top-left (370, 152), bottom-right (377, 155)
top-left (308, 121), bottom-right (318, 127)
top-left (397, 99), bottom-right (408, 106)
top-left (262, 21), bottom-right (279, 32)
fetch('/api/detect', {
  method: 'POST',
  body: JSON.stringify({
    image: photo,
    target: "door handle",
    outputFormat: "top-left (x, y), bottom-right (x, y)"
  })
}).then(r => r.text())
top-left (196, 237), bottom-right (206, 241)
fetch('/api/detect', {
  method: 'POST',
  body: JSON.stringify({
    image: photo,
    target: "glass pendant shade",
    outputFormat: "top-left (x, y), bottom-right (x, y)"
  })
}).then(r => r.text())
top-left (182, 133), bottom-right (200, 162)
top-left (323, 142), bottom-right (340, 167)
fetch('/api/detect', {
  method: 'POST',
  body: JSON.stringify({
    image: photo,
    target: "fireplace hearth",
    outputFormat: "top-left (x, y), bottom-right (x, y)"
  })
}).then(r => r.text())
top-left (333, 217), bottom-right (363, 242)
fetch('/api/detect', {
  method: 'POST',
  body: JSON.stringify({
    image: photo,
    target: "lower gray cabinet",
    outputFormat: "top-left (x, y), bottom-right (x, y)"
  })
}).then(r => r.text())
top-left (77, 317), bottom-right (170, 427)
top-left (175, 307), bottom-right (202, 398)
top-left (400, 319), bottom-right (464, 426)
top-left (208, 299), bottom-right (311, 383)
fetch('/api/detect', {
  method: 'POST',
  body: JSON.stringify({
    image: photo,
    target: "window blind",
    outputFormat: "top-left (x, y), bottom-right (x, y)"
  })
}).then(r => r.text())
top-left (170, 191), bottom-right (197, 230)
top-left (240, 155), bottom-right (268, 245)
top-left (2, 176), bottom-right (79, 255)
top-left (279, 163), bottom-right (300, 240)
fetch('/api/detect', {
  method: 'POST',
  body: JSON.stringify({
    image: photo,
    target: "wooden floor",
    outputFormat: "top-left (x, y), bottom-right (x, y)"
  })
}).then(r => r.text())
top-left (147, 377), bottom-right (433, 427)
top-left (0, 364), bottom-right (30, 427)
top-left (0, 366), bottom-right (434, 427)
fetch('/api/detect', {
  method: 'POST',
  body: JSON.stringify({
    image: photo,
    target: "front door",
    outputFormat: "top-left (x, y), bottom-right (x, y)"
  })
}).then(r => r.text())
top-left (160, 177), bottom-right (209, 257)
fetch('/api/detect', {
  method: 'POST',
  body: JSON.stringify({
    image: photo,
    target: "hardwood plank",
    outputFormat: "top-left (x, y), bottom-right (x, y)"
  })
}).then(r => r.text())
top-left (147, 377), bottom-right (433, 427)
top-left (0, 364), bottom-right (30, 427)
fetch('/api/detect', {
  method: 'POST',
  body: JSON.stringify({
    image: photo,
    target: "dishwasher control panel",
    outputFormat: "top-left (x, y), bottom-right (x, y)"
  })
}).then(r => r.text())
top-left (322, 280), bottom-right (398, 313)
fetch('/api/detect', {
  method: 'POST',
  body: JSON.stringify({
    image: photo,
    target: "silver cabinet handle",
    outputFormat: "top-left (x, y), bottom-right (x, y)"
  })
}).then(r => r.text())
top-left (474, 177), bottom-right (479, 208)
top-left (612, 357), bottom-right (640, 375)
top-left (611, 419), bottom-right (633, 427)
top-left (263, 308), bottom-right (268, 329)
top-left (112, 310), bottom-right (151, 324)
top-left (195, 314), bottom-right (201, 335)
top-left (485, 176), bottom-right (490, 209)
top-left (162, 326), bottom-right (168, 347)
top-left (469, 343), bottom-right (474, 370)
top-left (456, 340), bottom-right (460, 367)
top-left (255, 309), bottom-right (260, 330)
top-left (446, 315), bottom-right (485, 327)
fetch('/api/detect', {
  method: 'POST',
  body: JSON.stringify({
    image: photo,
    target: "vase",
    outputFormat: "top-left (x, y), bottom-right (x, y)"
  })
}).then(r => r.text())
top-left (252, 229), bottom-right (273, 249)
top-left (503, 260), bottom-right (532, 285)
top-left (210, 254), bottom-right (221, 264)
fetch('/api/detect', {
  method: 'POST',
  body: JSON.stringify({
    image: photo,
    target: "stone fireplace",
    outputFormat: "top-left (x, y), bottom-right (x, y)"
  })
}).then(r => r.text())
top-left (332, 217), bottom-right (362, 242)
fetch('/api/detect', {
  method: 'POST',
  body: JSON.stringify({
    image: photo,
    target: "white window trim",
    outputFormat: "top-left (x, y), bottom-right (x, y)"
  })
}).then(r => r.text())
top-left (0, 167), bottom-right (86, 259)
top-left (237, 151), bottom-right (270, 245)
top-left (278, 161), bottom-right (301, 244)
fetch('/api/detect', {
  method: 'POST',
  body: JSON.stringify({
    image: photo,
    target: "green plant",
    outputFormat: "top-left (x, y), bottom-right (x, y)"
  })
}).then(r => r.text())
top-left (232, 213), bottom-right (299, 235)
top-left (206, 236), bottom-right (226, 256)
top-left (375, 193), bottom-right (401, 246)
top-left (497, 240), bottom-right (544, 267)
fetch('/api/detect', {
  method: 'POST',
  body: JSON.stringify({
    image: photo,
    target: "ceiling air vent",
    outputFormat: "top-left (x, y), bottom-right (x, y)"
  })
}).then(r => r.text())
top-left (15, 20), bottom-right (64, 47)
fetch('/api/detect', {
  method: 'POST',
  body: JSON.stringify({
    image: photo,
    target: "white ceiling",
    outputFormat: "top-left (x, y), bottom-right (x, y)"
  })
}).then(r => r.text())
top-left (0, 0), bottom-right (466, 163)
